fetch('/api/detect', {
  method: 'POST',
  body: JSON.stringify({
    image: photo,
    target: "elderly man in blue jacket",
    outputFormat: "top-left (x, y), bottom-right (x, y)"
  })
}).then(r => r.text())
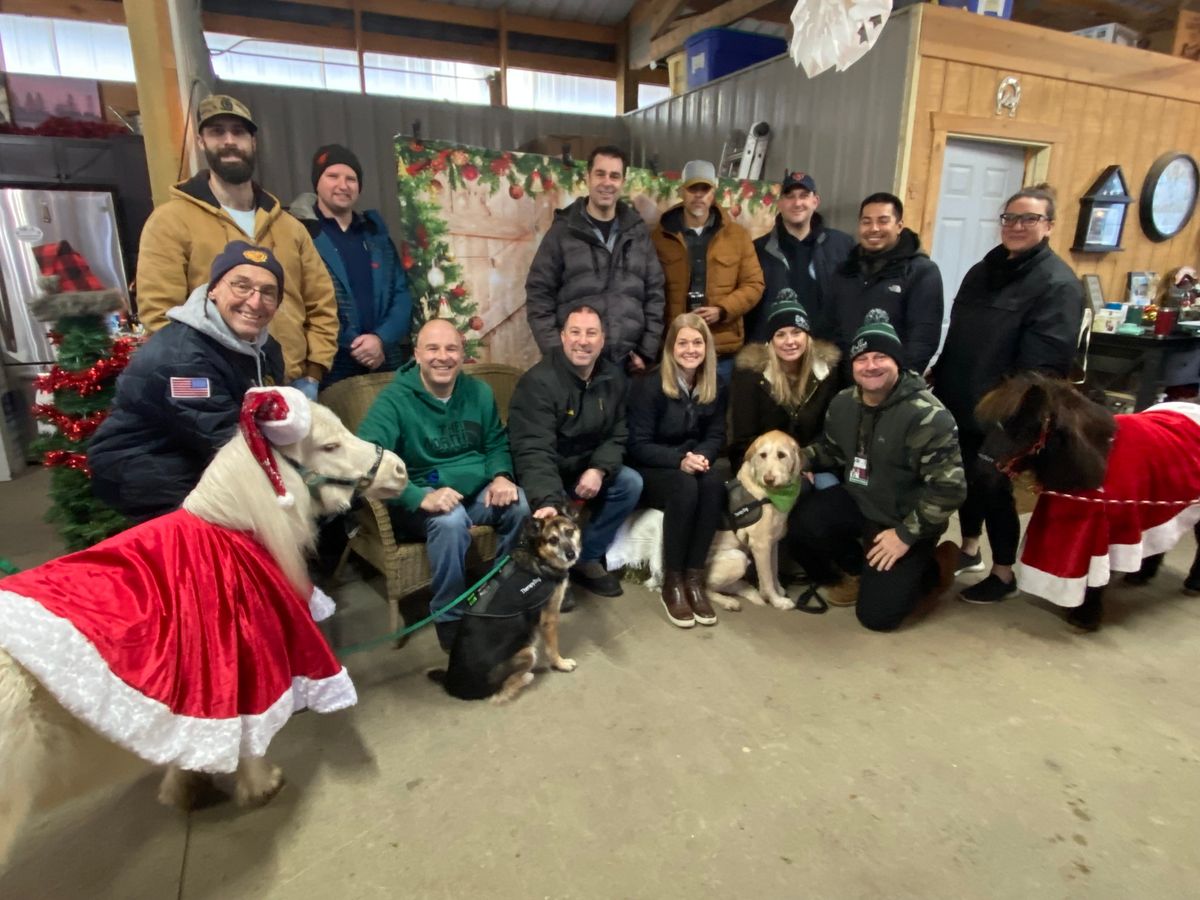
top-left (290, 144), bottom-right (414, 386)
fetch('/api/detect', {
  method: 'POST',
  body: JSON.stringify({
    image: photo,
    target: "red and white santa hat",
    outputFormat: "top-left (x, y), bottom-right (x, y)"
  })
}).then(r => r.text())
top-left (239, 386), bottom-right (312, 507)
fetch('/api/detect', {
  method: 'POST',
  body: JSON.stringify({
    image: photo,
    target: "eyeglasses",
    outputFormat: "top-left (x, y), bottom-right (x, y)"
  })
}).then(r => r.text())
top-left (226, 278), bottom-right (279, 305)
top-left (999, 213), bottom-right (1051, 227)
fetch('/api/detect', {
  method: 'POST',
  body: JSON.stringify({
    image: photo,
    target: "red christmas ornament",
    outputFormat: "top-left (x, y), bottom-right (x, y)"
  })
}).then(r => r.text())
top-left (431, 156), bottom-right (447, 174)
top-left (664, 171), bottom-right (681, 181)
top-left (468, 316), bottom-right (484, 331)
top-left (542, 175), bottom-right (555, 190)
top-left (740, 181), bottom-right (756, 198)
top-left (509, 184), bottom-right (525, 200)
top-left (416, 224), bottom-right (429, 249)
top-left (489, 156), bottom-right (511, 176)
top-left (405, 160), bottom-right (428, 176)
top-left (730, 204), bottom-right (742, 218)
top-left (462, 164), bottom-right (479, 181)
top-left (451, 284), bottom-right (466, 298)
top-left (763, 193), bottom-right (775, 207)
top-left (399, 241), bottom-right (414, 270)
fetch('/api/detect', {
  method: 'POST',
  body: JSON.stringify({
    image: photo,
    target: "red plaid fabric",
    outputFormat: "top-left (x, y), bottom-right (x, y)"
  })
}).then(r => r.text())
top-left (33, 240), bottom-right (104, 291)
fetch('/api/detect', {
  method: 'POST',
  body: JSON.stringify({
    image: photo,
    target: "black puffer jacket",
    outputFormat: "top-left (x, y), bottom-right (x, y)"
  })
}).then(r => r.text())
top-left (727, 339), bottom-right (842, 469)
top-left (88, 286), bottom-right (284, 523)
top-left (748, 213), bottom-right (854, 343)
top-left (508, 348), bottom-right (630, 509)
top-left (525, 197), bottom-right (666, 364)
top-left (627, 370), bottom-right (727, 469)
top-left (933, 239), bottom-right (1083, 435)
top-left (827, 228), bottom-right (944, 375)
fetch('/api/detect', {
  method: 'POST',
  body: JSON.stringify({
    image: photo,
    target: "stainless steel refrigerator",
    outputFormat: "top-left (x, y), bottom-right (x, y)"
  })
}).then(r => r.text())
top-left (0, 188), bottom-right (131, 464)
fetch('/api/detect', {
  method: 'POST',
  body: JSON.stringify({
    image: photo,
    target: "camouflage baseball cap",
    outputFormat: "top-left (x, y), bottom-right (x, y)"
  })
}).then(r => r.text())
top-left (197, 94), bottom-right (257, 133)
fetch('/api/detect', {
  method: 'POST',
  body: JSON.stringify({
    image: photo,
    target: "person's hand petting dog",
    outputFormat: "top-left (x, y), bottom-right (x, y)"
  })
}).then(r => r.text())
top-left (866, 528), bottom-right (909, 571)
top-left (680, 451), bottom-right (709, 474)
top-left (419, 486), bottom-right (463, 514)
top-left (482, 475), bottom-right (518, 507)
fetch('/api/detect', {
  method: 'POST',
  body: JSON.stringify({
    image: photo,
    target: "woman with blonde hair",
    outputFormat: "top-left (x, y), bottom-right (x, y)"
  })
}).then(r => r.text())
top-left (628, 313), bottom-right (728, 628)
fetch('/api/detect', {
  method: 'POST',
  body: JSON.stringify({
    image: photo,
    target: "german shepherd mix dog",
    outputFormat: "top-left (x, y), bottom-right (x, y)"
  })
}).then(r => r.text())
top-left (429, 508), bottom-right (582, 703)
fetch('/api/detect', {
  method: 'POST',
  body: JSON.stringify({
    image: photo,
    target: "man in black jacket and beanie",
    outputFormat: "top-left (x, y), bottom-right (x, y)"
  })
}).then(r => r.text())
top-left (747, 169), bottom-right (853, 343)
top-left (826, 192), bottom-right (943, 379)
top-left (88, 241), bottom-right (285, 522)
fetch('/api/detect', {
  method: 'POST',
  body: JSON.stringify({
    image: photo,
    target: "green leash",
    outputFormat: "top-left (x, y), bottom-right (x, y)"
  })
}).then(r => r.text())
top-left (335, 554), bottom-right (510, 657)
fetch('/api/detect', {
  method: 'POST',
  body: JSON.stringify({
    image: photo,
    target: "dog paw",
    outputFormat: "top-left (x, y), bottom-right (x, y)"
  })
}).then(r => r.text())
top-left (552, 657), bottom-right (577, 672)
top-left (744, 591), bottom-right (766, 606)
top-left (710, 594), bottom-right (741, 612)
top-left (769, 594), bottom-right (796, 611)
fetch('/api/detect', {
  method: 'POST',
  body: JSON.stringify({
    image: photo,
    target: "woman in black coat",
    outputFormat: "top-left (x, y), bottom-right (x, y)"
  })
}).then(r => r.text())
top-left (932, 184), bottom-right (1083, 604)
top-left (627, 313), bottom-right (727, 629)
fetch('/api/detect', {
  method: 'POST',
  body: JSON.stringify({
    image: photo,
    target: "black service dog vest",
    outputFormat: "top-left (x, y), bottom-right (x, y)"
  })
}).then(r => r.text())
top-left (465, 558), bottom-right (558, 619)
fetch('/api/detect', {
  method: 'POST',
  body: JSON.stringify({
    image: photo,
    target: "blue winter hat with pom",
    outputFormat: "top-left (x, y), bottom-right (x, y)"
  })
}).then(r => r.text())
top-left (849, 308), bottom-right (902, 363)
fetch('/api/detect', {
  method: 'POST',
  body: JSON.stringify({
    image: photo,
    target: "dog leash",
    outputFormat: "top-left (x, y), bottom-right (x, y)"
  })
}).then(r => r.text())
top-left (334, 554), bottom-right (510, 657)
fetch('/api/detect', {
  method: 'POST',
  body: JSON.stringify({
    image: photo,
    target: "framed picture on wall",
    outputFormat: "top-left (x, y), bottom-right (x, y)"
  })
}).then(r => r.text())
top-left (1082, 274), bottom-right (1105, 311)
top-left (1126, 271), bottom-right (1155, 305)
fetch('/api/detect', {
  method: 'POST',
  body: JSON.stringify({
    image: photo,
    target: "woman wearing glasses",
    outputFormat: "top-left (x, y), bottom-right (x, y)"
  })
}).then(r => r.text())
top-left (931, 184), bottom-right (1083, 604)
top-left (89, 241), bottom-right (285, 523)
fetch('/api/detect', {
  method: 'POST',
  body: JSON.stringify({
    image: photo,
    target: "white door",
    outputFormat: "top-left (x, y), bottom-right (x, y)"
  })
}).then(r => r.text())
top-left (930, 139), bottom-right (1028, 354)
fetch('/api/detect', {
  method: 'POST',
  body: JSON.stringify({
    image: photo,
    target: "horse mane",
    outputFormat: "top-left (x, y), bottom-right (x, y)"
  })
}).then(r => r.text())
top-left (978, 371), bottom-right (1115, 492)
top-left (183, 433), bottom-right (316, 596)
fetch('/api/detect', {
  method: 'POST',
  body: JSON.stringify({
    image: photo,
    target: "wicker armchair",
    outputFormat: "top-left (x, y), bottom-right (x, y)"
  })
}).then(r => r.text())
top-left (318, 364), bottom-right (523, 634)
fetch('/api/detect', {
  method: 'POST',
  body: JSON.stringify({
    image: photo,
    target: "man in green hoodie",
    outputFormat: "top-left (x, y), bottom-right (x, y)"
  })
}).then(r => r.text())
top-left (358, 318), bottom-right (528, 650)
top-left (789, 310), bottom-right (965, 631)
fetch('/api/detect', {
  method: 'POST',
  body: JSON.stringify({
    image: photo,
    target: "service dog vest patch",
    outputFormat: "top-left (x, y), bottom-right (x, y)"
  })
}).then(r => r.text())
top-left (464, 558), bottom-right (558, 619)
top-left (723, 480), bottom-right (768, 530)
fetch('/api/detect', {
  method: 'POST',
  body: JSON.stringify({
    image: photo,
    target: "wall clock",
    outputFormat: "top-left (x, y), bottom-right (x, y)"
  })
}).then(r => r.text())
top-left (1140, 152), bottom-right (1199, 242)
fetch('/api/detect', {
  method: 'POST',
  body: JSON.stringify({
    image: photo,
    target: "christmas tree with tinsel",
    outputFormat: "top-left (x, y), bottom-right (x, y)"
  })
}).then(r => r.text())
top-left (29, 275), bottom-right (134, 550)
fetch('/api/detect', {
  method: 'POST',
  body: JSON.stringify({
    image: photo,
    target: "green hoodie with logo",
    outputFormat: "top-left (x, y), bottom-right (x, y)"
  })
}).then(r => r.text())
top-left (358, 360), bottom-right (513, 512)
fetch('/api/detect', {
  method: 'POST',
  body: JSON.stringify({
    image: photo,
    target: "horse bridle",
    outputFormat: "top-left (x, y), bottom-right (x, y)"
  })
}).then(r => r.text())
top-left (994, 416), bottom-right (1051, 480)
top-left (281, 443), bottom-right (385, 502)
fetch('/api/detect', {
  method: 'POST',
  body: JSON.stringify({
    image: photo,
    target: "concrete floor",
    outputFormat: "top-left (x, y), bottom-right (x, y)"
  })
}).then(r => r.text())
top-left (2, 465), bottom-right (1199, 899)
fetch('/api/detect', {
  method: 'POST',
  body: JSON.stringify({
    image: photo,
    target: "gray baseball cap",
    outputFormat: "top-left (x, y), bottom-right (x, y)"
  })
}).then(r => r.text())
top-left (681, 159), bottom-right (717, 190)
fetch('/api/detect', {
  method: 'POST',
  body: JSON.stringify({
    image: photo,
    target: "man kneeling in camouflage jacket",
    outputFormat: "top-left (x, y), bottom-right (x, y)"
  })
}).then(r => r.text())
top-left (789, 310), bottom-right (966, 631)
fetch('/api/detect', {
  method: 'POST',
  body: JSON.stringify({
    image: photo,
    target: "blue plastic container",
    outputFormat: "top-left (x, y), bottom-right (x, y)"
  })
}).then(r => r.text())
top-left (935, 0), bottom-right (1013, 19)
top-left (684, 28), bottom-right (788, 90)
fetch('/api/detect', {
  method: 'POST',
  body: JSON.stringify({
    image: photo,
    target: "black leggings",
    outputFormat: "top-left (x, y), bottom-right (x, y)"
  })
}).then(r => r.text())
top-left (637, 465), bottom-right (725, 571)
top-left (788, 485), bottom-right (938, 632)
top-left (957, 428), bottom-right (1019, 566)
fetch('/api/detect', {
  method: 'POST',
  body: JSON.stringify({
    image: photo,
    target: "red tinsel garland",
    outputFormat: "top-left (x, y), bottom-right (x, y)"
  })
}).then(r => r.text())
top-left (32, 405), bottom-right (109, 442)
top-left (43, 449), bottom-right (91, 474)
top-left (33, 337), bottom-right (135, 396)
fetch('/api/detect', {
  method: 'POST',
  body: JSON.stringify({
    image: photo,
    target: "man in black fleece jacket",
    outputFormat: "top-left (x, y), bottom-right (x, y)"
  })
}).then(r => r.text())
top-left (826, 192), bottom-right (944, 379)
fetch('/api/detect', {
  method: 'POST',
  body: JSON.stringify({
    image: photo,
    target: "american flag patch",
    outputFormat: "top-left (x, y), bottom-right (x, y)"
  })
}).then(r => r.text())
top-left (169, 377), bottom-right (211, 399)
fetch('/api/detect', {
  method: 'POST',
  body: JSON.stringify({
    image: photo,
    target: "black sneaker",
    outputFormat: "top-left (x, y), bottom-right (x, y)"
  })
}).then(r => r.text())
top-left (1184, 571), bottom-right (1200, 596)
top-left (959, 574), bottom-right (1017, 605)
top-left (955, 549), bottom-right (986, 576)
top-left (559, 587), bottom-right (578, 613)
top-left (570, 561), bottom-right (623, 597)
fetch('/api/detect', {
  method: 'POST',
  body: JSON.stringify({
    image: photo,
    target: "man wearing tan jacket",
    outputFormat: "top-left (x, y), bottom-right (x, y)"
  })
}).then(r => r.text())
top-left (651, 159), bottom-right (764, 384)
top-left (134, 94), bottom-right (337, 397)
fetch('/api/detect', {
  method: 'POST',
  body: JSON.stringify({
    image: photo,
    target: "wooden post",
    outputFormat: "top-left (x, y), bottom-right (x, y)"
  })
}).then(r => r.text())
top-left (498, 8), bottom-right (510, 107)
top-left (616, 20), bottom-right (640, 115)
top-left (123, 0), bottom-right (186, 205)
top-left (353, 0), bottom-right (366, 94)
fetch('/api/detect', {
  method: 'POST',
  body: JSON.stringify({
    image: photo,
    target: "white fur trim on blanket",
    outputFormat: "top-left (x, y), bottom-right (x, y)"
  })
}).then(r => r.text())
top-left (1016, 503), bottom-right (1200, 607)
top-left (605, 509), bottom-right (665, 588)
top-left (309, 586), bottom-right (336, 621)
top-left (0, 589), bottom-right (357, 773)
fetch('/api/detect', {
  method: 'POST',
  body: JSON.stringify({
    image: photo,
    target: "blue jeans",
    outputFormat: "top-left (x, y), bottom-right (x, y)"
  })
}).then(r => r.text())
top-left (813, 471), bottom-right (840, 490)
top-left (391, 488), bottom-right (530, 623)
top-left (571, 465), bottom-right (643, 563)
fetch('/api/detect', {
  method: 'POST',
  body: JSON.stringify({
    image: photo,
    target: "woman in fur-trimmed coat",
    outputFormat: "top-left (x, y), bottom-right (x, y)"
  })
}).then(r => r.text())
top-left (727, 291), bottom-right (842, 472)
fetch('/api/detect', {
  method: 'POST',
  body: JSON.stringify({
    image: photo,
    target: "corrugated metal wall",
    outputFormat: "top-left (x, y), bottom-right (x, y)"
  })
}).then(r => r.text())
top-left (622, 13), bottom-right (916, 232)
top-left (215, 80), bottom-right (629, 237)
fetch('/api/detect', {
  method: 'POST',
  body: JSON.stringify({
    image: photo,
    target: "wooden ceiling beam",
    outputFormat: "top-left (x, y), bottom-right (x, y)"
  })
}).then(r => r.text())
top-left (648, 0), bottom-right (777, 61)
top-left (0, 0), bottom-right (125, 23)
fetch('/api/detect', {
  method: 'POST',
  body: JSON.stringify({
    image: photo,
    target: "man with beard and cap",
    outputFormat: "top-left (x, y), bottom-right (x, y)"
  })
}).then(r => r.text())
top-left (788, 310), bottom-right (965, 631)
top-left (747, 169), bottom-right (853, 344)
top-left (290, 144), bottom-right (414, 386)
top-left (134, 94), bottom-right (337, 400)
top-left (825, 192), bottom-right (943, 382)
top-left (88, 240), bottom-right (285, 523)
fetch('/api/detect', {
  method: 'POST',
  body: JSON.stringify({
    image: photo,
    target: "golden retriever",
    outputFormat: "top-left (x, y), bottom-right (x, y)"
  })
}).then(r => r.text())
top-left (705, 430), bottom-right (803, 612)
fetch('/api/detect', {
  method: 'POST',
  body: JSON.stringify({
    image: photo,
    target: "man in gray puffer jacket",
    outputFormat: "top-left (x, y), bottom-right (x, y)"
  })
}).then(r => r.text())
top-left (525, 145), bottom-right (666, 374)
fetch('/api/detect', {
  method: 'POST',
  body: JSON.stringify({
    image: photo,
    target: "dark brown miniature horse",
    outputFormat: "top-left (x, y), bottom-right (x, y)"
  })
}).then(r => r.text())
top-left (976, 372), bottom-right (1200, 630)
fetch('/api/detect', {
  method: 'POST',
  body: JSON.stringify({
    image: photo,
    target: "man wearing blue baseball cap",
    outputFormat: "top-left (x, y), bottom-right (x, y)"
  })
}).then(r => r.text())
top-left (89, 240), bottom-right (285, 522)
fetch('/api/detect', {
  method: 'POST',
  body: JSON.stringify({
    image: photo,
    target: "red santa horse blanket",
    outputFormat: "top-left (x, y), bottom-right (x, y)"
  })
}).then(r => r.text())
top-left (1016, 402), bottom-right (1200, 608)
top-left (0, 509), bottom-right (354, 773)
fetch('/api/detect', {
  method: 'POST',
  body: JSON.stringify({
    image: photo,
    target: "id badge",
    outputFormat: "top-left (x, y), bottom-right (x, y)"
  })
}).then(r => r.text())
top-left (849, 455), bottom-right (870, 486)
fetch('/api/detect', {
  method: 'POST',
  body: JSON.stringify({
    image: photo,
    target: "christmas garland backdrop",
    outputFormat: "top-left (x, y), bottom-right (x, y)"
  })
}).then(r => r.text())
top-left (394, 137), bottom-right (782, 365)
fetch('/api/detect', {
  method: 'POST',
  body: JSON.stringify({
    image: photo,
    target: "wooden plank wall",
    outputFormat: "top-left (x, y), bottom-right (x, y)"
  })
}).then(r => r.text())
top-left (905, 5), bottom-right (1200, 303)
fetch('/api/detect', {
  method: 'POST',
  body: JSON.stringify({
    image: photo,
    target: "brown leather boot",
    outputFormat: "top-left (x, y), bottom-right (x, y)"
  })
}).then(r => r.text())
top-left (683, 568), bottom-right (717, 626)
top-left (661, 571), bottom-right (695, 628)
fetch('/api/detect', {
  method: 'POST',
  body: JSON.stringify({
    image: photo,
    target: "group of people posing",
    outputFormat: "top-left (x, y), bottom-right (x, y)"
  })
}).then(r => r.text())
top-left (83, 93), bottom-right (1085, 650)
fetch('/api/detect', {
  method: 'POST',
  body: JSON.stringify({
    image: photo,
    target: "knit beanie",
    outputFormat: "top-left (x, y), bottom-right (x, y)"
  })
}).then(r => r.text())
top-left (312, 144), bottom-right (363, 188)
top-left (209, 240), bottom-right (285, 298)
top-left (849, 309), bottom-right (903, 363)
top-left (765, 289), bottom-right (811, 337)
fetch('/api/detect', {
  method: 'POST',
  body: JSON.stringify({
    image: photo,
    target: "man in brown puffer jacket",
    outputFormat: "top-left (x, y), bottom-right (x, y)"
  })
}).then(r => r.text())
top-left (651, 159), bottom-right (764, 383)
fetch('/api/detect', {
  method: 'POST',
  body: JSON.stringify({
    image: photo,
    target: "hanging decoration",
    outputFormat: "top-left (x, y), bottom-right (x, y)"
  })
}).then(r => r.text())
top-left (789, 0), bottom-right (892, 78)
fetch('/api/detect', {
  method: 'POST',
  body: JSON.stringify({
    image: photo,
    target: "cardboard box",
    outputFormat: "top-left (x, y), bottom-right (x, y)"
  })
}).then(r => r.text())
top-left (1073, 22), bottom-right (1140, 46)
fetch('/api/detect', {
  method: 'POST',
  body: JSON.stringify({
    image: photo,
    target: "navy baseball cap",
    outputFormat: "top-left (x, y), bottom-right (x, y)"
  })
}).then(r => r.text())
top-left (781, 170), bottom-right (818, 194)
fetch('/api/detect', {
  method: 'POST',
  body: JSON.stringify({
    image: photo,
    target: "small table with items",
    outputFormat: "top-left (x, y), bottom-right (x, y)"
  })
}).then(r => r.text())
top-left (1086, 329), bottom-right (1200, 411)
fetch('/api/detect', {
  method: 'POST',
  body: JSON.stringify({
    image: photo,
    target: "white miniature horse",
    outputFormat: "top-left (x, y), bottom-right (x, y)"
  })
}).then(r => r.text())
top-left (0, 388), bottom-right (406, 865)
